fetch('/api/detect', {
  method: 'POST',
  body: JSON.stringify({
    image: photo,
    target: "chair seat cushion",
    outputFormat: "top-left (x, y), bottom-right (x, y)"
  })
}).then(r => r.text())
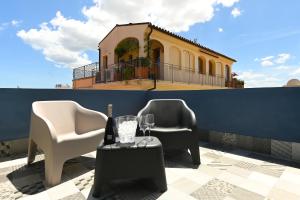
top-left (151, 127), bottom-right (191, 133)
top-left (56, 129), bottom-right (105, 143)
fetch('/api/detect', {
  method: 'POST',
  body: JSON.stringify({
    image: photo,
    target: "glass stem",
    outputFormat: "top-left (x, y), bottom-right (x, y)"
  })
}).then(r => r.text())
top-left (148, 128), bottom-right (151, 140)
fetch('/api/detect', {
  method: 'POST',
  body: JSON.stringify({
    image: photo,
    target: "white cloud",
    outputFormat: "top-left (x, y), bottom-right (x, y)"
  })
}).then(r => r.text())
top-left (218, 27), bottom-right (223, 32)
top-left (290, 67), bottom-right (300, 75)
top-left (238, 71), bottom-right (282, 88)
top-left (261, 56), bottom-right (274, 61)
top-left (11, 20), bottom-right (22, 27)
top-left (231, 7), bottom-right (241, 18)
top-left (17, 13), bottom-right (93, 68)
top-left (260, 56), bottom-right (274, 67)
top-left (258, 54), bottom-right (292, 67)
top-left (17, 0), bottom-right (239, 68)
top-left (275, 53), bottom-right (291, 64)
top-left (0, 20), bottom-right (22, 31)
top-left (275, 65), bottom-right (290, 70)
top-left (218, 0), bottom-right (239, 7)
top-left (261, 60), bottom-right (274, 67)
top-left (239, 54), bottom-right (299, 87)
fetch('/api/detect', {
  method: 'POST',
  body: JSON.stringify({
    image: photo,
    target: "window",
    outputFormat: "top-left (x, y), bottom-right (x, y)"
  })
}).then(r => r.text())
top-left (198, 57), bottom-right (206, 74)
top-left (103, 56), bottom-right (108, 69)
top-left (209, 60), bottom-right (215, 76)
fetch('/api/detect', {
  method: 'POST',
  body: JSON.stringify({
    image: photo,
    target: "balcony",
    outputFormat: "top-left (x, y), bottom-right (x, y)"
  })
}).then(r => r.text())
top-left (72, 60), bottom-right (229, 90)
top-left (1, 88), bottom-right (300, 199)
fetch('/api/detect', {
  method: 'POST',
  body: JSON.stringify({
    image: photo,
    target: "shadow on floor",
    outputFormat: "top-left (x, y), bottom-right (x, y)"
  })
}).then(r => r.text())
top-left (6, 156), bottom-right (95, 196)
top-left (164, 149), bottom-right (199, 169)
top-left (86, 180), bottom-right (163, 200)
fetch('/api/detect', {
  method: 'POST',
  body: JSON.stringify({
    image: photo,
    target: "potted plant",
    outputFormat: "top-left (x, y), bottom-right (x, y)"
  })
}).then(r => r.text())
top-left (135, 57), bottom-right (150, 79)
top-left (124, 66), bottom-right (134, 84)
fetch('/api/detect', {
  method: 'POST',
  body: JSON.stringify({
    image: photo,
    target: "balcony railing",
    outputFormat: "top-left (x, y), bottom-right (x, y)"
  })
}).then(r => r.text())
top-left (73, 60), bottom-right (226, 87)
top-left (73, 62), bottom-right (99, 80)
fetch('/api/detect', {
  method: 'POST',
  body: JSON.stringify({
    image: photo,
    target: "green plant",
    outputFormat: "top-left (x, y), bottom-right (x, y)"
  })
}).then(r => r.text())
top-left (144, 31), bottom-right (152, 59)
top-left (124, 66), bottom-right (134, 81)
top-left (232, 73), bottom-right (244, 84)
top-left (114, 39), bottom-right (139, 61)
top-left (233, 78), bottom-right (244, 85)
top-left (140, 57), bottom-right (150, 67)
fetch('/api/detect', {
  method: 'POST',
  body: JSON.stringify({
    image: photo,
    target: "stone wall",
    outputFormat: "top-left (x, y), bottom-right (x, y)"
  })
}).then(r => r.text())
top-left (207, 131), bottom-right (300, 163)
top-left (2, 134), bottom-right (300, 164)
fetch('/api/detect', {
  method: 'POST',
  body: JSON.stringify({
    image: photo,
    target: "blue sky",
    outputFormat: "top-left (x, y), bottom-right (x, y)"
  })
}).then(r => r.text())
top-left (0, 0), bottom-right (300, 88)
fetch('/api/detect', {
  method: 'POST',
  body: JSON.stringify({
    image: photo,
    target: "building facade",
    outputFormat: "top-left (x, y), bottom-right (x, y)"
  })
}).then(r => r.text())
top-left (98, 22), bottom-right (236, 87)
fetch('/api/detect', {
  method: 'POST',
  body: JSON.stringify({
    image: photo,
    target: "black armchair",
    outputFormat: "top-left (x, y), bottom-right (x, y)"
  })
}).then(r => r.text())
top-left (138, 99), bottom-right (200, 165)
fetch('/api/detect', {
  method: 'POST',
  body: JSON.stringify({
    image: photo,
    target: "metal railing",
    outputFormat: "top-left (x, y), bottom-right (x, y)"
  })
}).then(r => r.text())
top-left (73, 60), bottom-right (226, 87)
top-left (73, 62), bottom-right (99, 80)
top-left (163, 63), bottom-right (225, 87)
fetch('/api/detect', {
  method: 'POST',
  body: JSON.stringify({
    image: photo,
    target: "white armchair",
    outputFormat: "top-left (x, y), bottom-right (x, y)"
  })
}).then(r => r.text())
top-left (27, 101), bottom-right (107, 186)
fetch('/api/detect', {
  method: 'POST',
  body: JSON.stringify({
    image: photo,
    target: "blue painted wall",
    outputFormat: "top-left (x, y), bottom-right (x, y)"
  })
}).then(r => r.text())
top-left (0, 89), bottom-right (147, 141)
top-left (149, 88), bottom-right (300, 142)
top-left (0, 88), bottom-right (300, 142)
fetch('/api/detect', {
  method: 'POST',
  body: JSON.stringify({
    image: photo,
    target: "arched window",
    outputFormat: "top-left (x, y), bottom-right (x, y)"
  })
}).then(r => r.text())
top-left (190, 54), bottom-right (195, 72)
top-left (198, 56), bottom-right (206, 74)
top-left (209, 60), bottom-right (216, 76)
top-left (114, 37), bottom-right (139, 64)
top-left (170, 46), bottom-right (181, 68)
top-left (183, 51), bottom-right (195, 71)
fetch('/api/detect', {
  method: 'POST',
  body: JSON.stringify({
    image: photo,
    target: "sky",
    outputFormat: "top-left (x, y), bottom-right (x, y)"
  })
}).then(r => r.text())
top-left (0, 0), bottom-right (300, 88)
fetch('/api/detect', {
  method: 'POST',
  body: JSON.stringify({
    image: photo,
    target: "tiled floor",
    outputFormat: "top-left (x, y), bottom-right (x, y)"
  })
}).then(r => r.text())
top-left (1, 142), bottom-right (300, 200)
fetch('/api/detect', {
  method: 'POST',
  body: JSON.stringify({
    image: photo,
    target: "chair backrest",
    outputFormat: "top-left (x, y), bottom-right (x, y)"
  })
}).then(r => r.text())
top-left (143, 99), bottom-right (186, 127)
top-left (32, 101), bottom-right (77, 135)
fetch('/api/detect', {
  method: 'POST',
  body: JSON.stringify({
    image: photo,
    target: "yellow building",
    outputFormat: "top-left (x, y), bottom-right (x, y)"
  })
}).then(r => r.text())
top-left (73, 22), bottom-right (238, 90)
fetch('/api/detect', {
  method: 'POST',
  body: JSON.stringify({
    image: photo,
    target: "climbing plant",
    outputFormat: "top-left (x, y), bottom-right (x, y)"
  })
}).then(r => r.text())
top-left (142, 31), bottom-right (152, 67)
top-left (114, 38), bottom-right (139, 61)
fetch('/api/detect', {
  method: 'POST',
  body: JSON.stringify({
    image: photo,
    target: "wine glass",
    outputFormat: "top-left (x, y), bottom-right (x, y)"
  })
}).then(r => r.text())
top-left (145, 114), bottom-right (154, 141)
top-left (138, 115), bottom-right (148, 140)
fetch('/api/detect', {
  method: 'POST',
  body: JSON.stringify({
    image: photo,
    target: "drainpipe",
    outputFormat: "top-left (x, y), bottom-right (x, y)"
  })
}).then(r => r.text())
top-left (146, 24), bottom-right (156, 90)
top-left (96, 46), bottom-right (102, 82)
top-left (98, 47), bottom-right (102, 82)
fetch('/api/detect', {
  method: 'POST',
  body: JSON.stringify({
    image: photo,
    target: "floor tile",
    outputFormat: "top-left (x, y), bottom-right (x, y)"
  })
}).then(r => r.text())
top-left (47, 180), bottom-right (80, 200)
top-left (274, 180), bottom-right (300, 196)
top-left (164, 169), bottom-right (182, 184)
top-left (158, 187), bottom-right (197, 200)
top-left (229, 186), bottom-right (265, 200)
top-left (267, 186), bottom-right (300, 200)
top-left (1, 142), bottom-right (300, 200)
top-left (234, 161), bottom-right (257, 170)
top-left (225, 166), bottom-right (252, 178)
top-left (20, 191), bottom-right (50, 200)
top-left (171, 177), bottom-right (201, 194)
top-left (280, 169), bottom-right (300, 184)
top-left (191, 178), bottom-right (236, 200)
top-left (248, 172), bottom-right (278, 187)
top-left (58, 192), bottom-right (85, 200)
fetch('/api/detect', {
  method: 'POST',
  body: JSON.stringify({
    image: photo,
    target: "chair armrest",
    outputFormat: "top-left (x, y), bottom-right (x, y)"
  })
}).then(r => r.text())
top-left (181, 105), bottom-right (197, 131)
top-left (75, 105), bottom-right (108, 134)
top-left (30, 111), bottom-right (58, 145)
